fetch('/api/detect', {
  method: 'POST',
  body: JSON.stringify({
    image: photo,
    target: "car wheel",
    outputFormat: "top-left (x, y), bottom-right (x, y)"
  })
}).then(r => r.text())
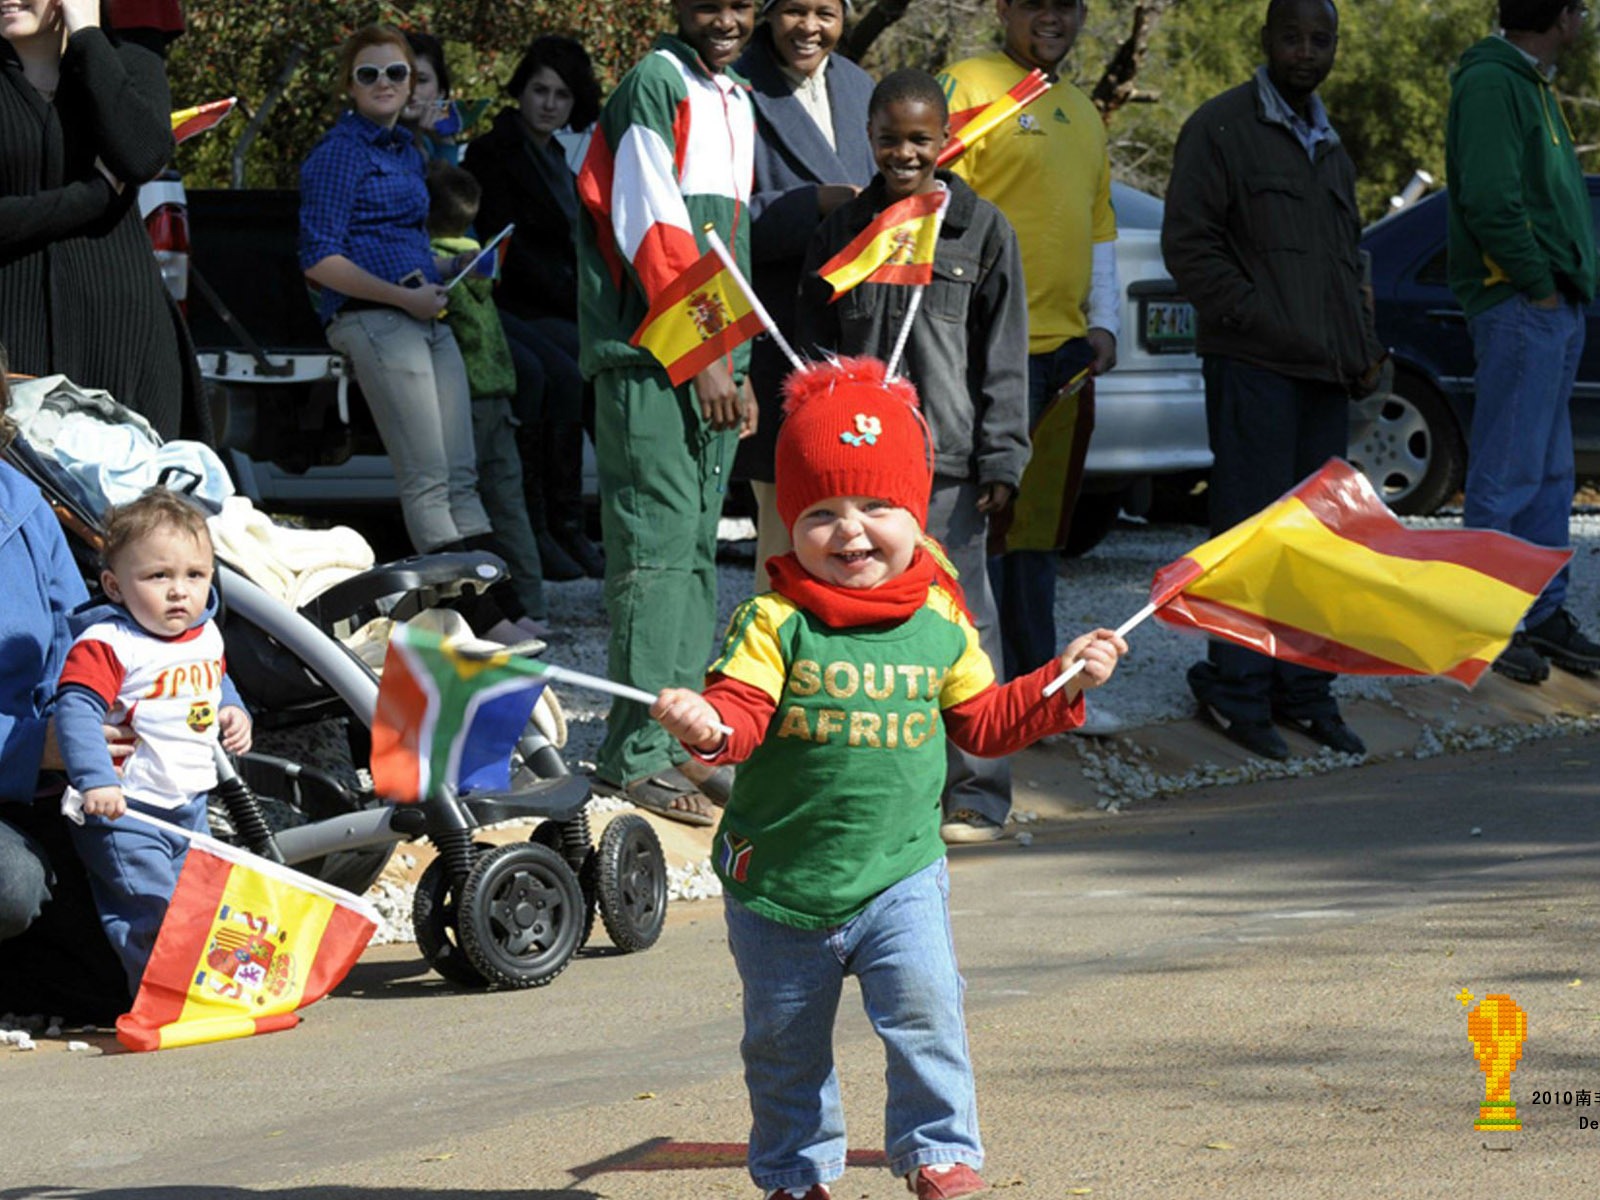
top-left (1347, 370), bottom-right (1464, 516)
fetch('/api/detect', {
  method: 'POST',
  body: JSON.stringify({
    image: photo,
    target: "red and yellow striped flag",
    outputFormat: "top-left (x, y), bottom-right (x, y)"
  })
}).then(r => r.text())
top-left (631, 248), bottom-right (764, 386)
top-left (817, 189), bottom-right (947, 299)
top-left (937, 69), bottom-right (1052, 167)
top-left (116, 825), bottom-right (377, 1051)
top-left (1151, 459), bottom-right (1571, 685)
top-left (170, 97), bottom-right (236, 144)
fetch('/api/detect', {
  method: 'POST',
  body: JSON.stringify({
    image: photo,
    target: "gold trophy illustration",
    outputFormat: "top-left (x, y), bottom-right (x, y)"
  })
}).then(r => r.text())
top-left (1466, 993), bottom-right (1527, 1131)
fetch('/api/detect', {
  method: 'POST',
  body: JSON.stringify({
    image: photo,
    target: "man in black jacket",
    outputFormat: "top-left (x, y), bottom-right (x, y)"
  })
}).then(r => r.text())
top-left (1161, 0), bottom-right (1388, 761)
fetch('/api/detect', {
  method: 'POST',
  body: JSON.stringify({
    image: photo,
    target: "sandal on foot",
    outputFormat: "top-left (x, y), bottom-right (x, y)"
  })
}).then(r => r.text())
top-left (669, 760), bottom-right (734, 806)
top-left (600, 773), bottom-right (716, 827)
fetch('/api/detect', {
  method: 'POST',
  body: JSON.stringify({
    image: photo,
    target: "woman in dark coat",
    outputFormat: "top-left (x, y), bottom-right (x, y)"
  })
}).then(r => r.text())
top-left (1, 0), bottom-right (190, 439)
top-left (463, 35), bottom-right (606, 582)
top-left (734, 0), bottom-right (875, 589)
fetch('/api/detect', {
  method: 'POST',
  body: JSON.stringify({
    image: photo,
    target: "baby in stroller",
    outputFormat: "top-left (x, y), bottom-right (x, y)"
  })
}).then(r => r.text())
top-left (3, 371), bottom-right (666, 990)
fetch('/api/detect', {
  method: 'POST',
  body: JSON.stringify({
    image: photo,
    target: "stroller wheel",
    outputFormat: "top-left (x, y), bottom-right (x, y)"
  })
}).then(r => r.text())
top-left (413, 846), bottom-right (494, 987)
top-left (530, 821), bottom-right (597, 950)
top-left (596, 814), bottom-right (667, 953)
top-left (458, 842), bottom-right (584, 988)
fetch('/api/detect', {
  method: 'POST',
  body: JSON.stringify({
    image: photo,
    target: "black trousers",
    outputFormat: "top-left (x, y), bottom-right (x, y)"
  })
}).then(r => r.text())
top-left (1189, 355), bottom-right (1348, 724)
top-left (0, 792), bottom-right (131, 1023)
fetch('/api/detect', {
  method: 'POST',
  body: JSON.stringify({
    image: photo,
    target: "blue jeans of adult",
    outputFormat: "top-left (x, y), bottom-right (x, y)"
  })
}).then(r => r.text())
top-left (1191, 355), bottom-right (1347, 724)
top-left (988, 338), bottom-right (1096, 680)
top-left (327, 307), bottom-right (490, 553)
top-left (928, 477), bottom-right (1011, 826)
top-left (1465, 294), bottom-right (1584, 628)
top-left (724, 859), bottom-right (982, 1192)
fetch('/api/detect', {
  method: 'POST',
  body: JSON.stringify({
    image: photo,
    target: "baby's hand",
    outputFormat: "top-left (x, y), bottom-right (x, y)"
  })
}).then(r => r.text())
top-left (651, 687), bottom-right (726, 753)
top-left (1057, 628), bottom-right (1128, 692)
top-left (81, 785), bottom-right (126, 820)
top-left (218, 706), bottom-right (253, 755)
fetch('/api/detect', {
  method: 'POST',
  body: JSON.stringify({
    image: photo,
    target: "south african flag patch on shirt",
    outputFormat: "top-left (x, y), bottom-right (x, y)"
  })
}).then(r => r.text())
top-left (720, 832), bottom-right (752, 883)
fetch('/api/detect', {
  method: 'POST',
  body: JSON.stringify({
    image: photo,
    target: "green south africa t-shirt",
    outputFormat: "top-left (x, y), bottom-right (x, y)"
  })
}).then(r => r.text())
top-left (706, 588), bottom-right (994, 929)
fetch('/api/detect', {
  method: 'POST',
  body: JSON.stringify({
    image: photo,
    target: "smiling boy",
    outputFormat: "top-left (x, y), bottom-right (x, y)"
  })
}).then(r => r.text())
top-left (654, 357), bottom-right (1122, 1199)
top-left (796, 69), bottom-right (1029, 845)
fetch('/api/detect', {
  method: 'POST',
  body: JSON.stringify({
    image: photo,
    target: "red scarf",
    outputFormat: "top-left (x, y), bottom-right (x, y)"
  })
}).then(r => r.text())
top-left (765, 548), bottom-right (967, 629)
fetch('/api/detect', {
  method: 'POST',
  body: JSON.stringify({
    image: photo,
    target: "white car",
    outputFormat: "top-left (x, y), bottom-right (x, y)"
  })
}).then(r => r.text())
top-left (1065, 182), bottom-right (1209, 553)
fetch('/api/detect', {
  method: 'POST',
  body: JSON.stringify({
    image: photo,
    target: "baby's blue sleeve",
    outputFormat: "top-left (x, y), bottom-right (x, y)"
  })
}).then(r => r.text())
top-left (55, 685), bottom-right (119, 792)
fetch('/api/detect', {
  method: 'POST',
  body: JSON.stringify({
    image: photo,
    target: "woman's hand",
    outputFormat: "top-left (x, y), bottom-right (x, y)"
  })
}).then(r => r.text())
top-left (39, 720), bottom-right (135, 772)
top-left (218, 706), bottom-right (253, 756)
top-left (396, 283), bottom-right (450, 322)
top-left (59, 0), bottom-right (102, 33)
top-left (651, 688), bottom-right (727, 754)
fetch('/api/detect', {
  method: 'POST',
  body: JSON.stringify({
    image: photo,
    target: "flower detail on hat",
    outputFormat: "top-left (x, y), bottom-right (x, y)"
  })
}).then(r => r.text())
top-left (839, 413), bottom-right (882, 448)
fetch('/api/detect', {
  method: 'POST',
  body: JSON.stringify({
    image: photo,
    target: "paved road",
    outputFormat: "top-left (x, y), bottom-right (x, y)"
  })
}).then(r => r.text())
top-left (4, 733), bottom-right (1599, 1200)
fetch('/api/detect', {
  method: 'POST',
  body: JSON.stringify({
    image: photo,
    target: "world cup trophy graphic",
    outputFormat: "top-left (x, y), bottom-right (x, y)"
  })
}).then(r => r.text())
top-left (1466, 993), bottom-right (1527, 1131)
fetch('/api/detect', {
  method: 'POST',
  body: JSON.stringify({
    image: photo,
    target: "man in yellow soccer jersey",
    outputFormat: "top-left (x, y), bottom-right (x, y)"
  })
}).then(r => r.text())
top-left (937, 0), bottom-right (1120, 698)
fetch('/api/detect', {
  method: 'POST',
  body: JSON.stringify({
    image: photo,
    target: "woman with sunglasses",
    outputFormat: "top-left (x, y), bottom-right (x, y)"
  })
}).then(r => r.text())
top-left (1, 0), bottom-right (196, 439)
top-left (299, 24), bottom-right (538, 646)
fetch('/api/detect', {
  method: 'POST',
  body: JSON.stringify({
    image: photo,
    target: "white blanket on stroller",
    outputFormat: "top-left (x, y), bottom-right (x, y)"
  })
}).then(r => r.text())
top-left (208, 496), bottom-right (374, 609)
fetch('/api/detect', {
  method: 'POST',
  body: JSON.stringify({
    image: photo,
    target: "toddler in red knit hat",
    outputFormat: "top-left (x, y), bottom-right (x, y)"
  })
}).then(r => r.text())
top-left (652, 357), bottom-right (1124, 1200)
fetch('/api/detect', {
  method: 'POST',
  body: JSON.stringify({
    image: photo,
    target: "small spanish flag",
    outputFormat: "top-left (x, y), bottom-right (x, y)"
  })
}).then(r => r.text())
top-left (631, 248), bottom-right (764, 386)
top-left (1151, 459), bottom-right (1571, 685)
top-left (937, 69), bottom-right (1052, 167)
top-left (817, 188), bottom-right (947, 299)
top-left (170, 97), bottom-right (237, 145)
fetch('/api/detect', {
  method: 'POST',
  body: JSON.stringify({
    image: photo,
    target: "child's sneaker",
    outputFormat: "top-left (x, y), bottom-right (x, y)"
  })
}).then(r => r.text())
top-left (906, 1163), bottom-right (988, 1198)
top-left (766, 1186), bottom-right (831, 1200)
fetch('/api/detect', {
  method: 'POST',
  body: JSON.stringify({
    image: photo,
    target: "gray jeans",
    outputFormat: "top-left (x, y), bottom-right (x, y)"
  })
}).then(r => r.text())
top-left (928, 476), bottom-right (1012, 825)
top-left (327, 307), bottom-right (490, 552)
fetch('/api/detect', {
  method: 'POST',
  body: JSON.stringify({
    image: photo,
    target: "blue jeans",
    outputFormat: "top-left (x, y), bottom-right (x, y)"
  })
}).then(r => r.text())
top-left (988, 338), bottom-right (1095, 679)
top-left (1465, 295), bottom-right (1583, 628)
top-left (328, 308), bottom-right (490, 554)
top-left (724, 859), bottom-right (982, 1191)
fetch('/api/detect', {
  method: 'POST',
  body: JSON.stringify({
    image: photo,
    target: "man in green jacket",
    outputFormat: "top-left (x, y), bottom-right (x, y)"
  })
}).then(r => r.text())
top-left (575, 0), bottom-right (759, 822)
top-left (1446, 0), bottom-right (1600, 684)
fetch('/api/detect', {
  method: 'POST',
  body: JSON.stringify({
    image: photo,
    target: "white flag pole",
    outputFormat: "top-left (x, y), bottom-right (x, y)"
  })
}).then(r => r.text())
top-left (703, 224), bottom-right (806, 374)
top-left (447, 638), bottom-right (735, 737)
top-left (884, 186), bottom-right (950, 382)
top-left (1040, 602), bottom-right (1159, 698)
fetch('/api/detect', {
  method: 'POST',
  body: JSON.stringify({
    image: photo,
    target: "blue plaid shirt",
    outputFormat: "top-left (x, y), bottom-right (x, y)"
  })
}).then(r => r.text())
top-left (299, 110), bottom-right (439, 322)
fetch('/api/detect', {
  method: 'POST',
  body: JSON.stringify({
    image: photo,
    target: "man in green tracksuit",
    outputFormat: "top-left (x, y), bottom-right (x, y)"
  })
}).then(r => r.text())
top-left (1446, 0), bottom-right (1600, 684)
top-left (575, 0), bottom-right (759, 822)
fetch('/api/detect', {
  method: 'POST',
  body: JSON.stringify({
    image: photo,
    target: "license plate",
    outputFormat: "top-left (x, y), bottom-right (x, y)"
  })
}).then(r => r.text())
top-left (1142, 298), bottom-right (1196, 354)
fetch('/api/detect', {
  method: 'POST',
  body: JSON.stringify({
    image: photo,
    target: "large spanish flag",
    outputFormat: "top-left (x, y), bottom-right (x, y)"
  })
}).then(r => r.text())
top-left (116, 820), bottom-right (377, 1051)
top-left (1152, 459), bottom-right (1570, 685)
top-left (937, 69), bottom-right (1052, 167)
top-left (629, 247), bottom-right (764, 386)
top-left (817, 188), bottom-right (947, 298)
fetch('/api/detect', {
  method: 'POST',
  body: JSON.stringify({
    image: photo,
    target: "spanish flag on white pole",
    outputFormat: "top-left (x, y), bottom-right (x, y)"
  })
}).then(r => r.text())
top-left (630, 248), bottom-right (767, 386)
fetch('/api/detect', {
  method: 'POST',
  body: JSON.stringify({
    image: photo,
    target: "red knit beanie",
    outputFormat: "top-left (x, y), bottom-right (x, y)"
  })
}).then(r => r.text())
top-left (775, 357), bottom-right (934, 531)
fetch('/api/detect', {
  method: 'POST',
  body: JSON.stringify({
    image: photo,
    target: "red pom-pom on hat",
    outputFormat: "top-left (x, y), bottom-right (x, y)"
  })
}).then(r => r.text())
top-left (775, 357), bottom-right (934, 531)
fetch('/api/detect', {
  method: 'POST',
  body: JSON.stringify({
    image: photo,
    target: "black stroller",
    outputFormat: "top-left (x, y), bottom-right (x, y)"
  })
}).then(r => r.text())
top-left (3, 421), bottom-right (667, 990)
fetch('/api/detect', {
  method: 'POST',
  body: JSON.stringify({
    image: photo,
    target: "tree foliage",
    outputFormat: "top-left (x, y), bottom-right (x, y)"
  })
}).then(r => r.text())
top-left (167, 0), bottom-right (1600, 222)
